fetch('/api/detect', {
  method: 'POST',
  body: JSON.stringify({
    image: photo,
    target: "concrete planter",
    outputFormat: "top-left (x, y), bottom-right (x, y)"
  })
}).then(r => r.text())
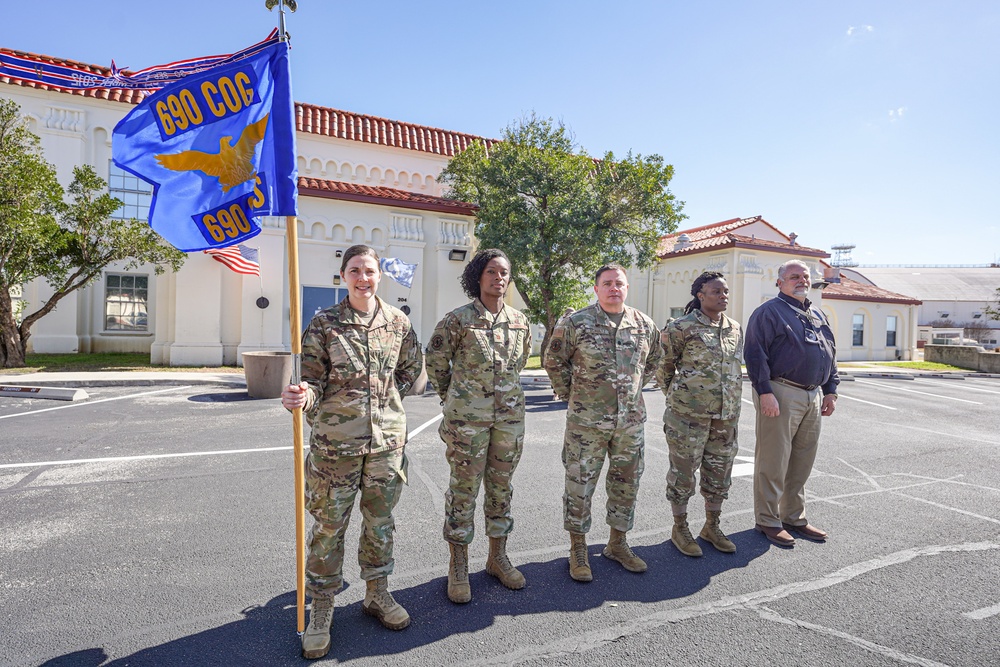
top-left (242, 351), bottom-right (293, 399)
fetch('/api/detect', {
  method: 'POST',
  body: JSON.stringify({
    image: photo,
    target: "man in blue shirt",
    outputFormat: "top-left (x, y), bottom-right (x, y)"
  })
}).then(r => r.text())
top-left (744, 260), bottom-right (839, 547)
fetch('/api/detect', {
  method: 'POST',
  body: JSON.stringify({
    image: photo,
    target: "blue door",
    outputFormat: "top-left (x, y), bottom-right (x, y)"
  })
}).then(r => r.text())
top-left (301, 287), bottom-right (347, 332)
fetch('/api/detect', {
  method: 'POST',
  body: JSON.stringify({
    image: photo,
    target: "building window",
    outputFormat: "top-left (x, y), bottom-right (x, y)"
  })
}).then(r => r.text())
top-left (886, 316), bottom-right (898, 347)
top-left (108, 161), bottom-right (152, 221)
top-left (852, 314), bottom-right (865, 346)
top-left (105, 274), bottom-right (149, 331)
top-left (669, 307), bottom-right (685, 320)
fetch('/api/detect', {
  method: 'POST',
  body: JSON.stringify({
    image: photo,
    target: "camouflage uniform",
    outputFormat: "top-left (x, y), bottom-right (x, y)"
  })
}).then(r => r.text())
top-left (544, 303), bottom-right (662, 533)
top-left (658, 310), bottom-right (744, 506)
top-left (299, 296), bottom-right (423, 596)
top-left (426, 300), bottom-right (532, 545)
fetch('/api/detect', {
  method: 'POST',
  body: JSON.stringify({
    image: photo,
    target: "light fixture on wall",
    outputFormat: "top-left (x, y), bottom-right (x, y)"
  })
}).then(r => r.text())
top-left (335, 250), bottom-right (343, 258)
top-left (333, 274), bottom-right (341, 285)
top-left (449, 249), bottom-right (467, 262)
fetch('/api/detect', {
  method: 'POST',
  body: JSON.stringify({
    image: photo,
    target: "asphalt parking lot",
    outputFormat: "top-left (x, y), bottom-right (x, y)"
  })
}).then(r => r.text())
top-left (1, 374), bottom-right (999, 666)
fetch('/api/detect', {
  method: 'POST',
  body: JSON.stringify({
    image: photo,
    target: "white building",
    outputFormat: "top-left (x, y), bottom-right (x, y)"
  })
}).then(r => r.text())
top-left (630, 217), bottom-right (923, 361)
top-left (3, 44), bottom-right (924, 365)
top-left (3, 45), bottom-right (484, 365)
top-left (841, 266), bottom-right (1000, 348)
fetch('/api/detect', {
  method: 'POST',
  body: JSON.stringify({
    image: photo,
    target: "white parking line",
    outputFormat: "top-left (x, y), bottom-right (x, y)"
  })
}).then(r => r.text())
top-left (964, 603), bottom-right (1000, 620)
top-left (408, 413), bottom-right (442, 438)
top-left (836, 393), bottom-right (896, 410)
top-left (0, 446), bottom-right (292, 470)
top-left (920, 379), bottom-right (1000, 395)
top-left (0, 414), bottom-right (445, 471)
top-left (854, 379), bottom-right (983, 405)
top-left (0, 386), bottom-right (193, 420)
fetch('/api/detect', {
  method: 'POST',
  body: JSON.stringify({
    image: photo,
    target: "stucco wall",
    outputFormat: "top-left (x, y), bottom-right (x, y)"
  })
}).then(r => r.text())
top-left (925, 344), bottom-right (1000, 373)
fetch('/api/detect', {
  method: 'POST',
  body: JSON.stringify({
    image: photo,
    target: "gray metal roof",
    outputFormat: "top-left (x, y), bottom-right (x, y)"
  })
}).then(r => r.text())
top-left (848, 267), bottom-right (999, 302)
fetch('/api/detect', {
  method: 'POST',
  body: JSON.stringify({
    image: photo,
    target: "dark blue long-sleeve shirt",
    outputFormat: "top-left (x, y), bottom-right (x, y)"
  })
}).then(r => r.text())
top-left (744, 292), bottom-right (839, 396)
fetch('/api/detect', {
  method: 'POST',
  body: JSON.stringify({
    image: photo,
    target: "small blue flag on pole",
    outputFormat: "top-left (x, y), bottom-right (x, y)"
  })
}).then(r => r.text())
top-left (380, 257), bottom-right (418, 288)
top-left (112, 39), bottom-right (298, 252)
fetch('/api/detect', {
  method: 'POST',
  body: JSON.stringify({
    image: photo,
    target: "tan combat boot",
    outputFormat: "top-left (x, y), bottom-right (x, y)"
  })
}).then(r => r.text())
top-left (671, 513), bottom-right (703, 557)
top-left (700, 510), bottom-right (737, 553)
top-left (447, 542), bottom-right (472, 603)
top-left (603, 528), bottom-right (648, 573)
top-left (486, 535), bottom-right (526, 589)
top-left (301, 593), bottom-right (334, 659)
top-left (568, 532), bottom-right (592, 582)
top-left (362, 577), bottom-right (410, 630)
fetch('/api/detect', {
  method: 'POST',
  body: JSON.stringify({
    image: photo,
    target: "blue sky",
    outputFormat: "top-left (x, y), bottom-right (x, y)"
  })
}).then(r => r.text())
top-left (3, 1), bottom-right (998, 265)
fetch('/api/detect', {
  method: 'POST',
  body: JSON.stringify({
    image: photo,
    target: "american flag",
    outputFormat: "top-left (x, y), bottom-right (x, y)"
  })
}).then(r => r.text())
top-left (203, 244), bottom-right (261, 276)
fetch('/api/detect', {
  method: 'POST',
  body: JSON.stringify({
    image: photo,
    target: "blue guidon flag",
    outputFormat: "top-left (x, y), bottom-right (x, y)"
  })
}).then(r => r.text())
top-left (112, 38), bottom-right (298, 251)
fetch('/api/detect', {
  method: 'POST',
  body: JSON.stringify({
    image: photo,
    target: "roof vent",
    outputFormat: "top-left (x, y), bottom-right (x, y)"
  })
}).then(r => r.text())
top-left (675, 233), bottom-right (692, 250)
top-left (788, 232), bottom-right (798, 246)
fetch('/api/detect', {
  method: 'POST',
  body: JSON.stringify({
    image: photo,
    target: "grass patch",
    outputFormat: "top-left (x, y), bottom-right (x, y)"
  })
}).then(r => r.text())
top-left (14, 353), bottom-right (242, 374)
top-left (524, 354), bottom-right (543, 370)
top-left (867, 361), bottom-right (967, 372)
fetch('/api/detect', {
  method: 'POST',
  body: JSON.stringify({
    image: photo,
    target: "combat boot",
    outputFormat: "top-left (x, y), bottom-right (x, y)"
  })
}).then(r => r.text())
top-left (362, 577), bottom-right (410, 630)
top-left (301, 593), bottom-right (334, 659)
top-left (671, 513), bottom-right (703, 557)
top-left (603, 528), bottom-right (647, 573)
top-left (700, 510), bottom-right (736, 553)
top-left (447, 542), bottom-right (472, 603)
top-left (486, 536), bottom-right (526, 589)
top-left (568, 532), bottom-right (592, 582)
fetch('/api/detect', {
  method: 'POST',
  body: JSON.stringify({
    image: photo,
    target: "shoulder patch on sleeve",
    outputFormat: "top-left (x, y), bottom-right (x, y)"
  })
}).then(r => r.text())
top-left (550, 338), bottom-right (563, 353)
top-left (430, 333), bottom-right (445, 350)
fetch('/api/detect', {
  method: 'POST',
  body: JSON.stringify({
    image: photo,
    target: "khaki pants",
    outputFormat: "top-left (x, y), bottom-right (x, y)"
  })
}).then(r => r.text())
top-left (752, 382), bottom-right (822, 528)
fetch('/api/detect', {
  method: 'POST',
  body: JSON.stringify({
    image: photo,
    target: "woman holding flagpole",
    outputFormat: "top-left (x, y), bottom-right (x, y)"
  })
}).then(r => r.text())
top-left (281, 244), bottom-right (423, 660)
top-left (425, 248), bottom-right (533, 604)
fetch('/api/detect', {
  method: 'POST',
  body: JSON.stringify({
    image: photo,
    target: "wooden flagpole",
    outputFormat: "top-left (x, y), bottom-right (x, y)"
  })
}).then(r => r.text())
top-left (286, 214), bottom-right (306, 634)
top-left (267, 0), bottom-right (305, 636)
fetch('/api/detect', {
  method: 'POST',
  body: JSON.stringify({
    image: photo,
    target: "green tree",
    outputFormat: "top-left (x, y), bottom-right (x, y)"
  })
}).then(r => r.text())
top-left (439, 114), bottom-right (685, 357)
top-left (984, 287), bottom-right (1000, 321)
top-left (0, 99), bottom-right (185, 368)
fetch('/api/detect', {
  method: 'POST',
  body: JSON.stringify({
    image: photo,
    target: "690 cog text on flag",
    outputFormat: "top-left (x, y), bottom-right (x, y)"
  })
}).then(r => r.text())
top-left (112, 38), bottom-right (297, 252)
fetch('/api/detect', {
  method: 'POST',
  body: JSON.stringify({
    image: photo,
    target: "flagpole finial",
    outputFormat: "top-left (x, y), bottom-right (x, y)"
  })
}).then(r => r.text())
top-left (265, 0), bottom-right (297, 42)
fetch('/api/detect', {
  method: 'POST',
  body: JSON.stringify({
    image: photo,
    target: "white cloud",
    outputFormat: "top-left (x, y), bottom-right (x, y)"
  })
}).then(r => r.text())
top-left (847, 24), bottom-right (875, 37)
top-left (888, 107), bottom-right (906, 122)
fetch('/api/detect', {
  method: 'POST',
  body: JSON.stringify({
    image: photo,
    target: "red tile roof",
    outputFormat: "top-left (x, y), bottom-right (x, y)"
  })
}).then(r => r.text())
top-left (662, 215), bottom-right (791, 244)
top-left (1, 46), bottom-right (495, 156)
top-left (296, 103), bottom-right (496, 157)
top-left (822, 276), bottom-right (921, 305)
top-left (299, 177), bottom-right (477, 216)
top-left (659, 230), bottom-right (828, 259)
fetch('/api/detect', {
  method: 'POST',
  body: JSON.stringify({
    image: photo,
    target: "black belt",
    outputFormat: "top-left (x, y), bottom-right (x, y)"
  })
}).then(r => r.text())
top-left (772, 377), bottom-right (818, 391)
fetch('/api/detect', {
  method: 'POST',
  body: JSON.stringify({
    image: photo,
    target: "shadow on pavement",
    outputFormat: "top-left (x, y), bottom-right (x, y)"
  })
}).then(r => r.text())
top-left (187, 391), bottom-right (260, 403)
top-left (45, 532), bottom-right (767, 666)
